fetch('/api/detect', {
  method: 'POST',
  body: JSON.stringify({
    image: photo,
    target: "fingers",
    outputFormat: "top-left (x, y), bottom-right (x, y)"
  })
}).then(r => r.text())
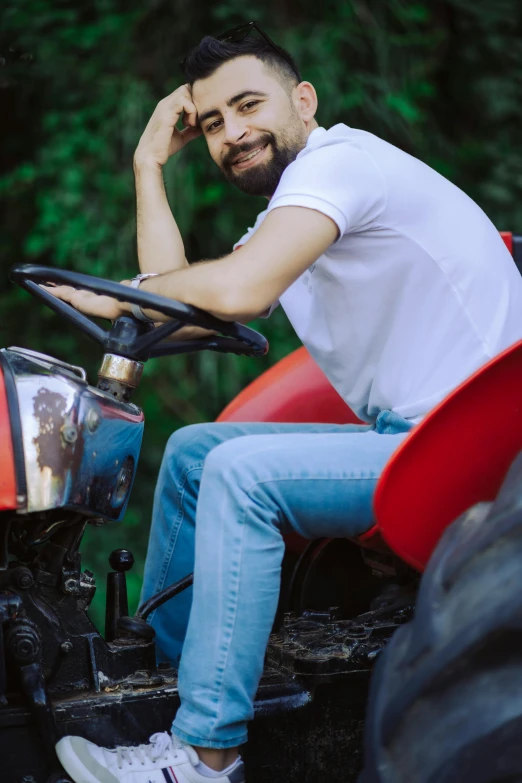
top-left (40, 284), bottom-right (77, 302)
top-left (136, 83), bottom-right (201, 164)
top-left (179, 125), bottom-right (202, 146)
top-left (39, 285), bottom-right (123, 320)
top-left (161, 84), bottom-right (198, 127)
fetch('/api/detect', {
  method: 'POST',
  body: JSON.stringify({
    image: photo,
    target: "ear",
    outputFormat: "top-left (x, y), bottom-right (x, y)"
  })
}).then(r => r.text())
top-left (293, 81), bottom-right (318, 123)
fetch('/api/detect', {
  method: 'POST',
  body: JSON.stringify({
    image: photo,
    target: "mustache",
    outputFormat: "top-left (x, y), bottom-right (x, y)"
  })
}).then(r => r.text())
top-left (222, 133), bottom-right (274, 169)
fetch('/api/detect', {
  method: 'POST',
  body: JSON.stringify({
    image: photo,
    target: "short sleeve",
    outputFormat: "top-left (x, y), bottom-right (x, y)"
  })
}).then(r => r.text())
top-left (266, 139), bottom-right (387, 238)
top-left (233, 229), bottom-right (253, 251)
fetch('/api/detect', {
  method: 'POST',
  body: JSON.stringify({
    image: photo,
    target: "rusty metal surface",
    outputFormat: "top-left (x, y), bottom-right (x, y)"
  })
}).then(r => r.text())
top-left (98, 353), bottom-right (144, 388)
top-left (32, 387), bottom-right (76, 475)
top-left (266, 600), bottom-right (414, 679)
top-left (1, 348), bottom-right (144, 519)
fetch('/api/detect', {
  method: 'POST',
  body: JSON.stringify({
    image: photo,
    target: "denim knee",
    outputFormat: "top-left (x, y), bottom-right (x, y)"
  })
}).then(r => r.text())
top-left (165, 422), bottom-right (215, 457)
top-left (163, 423), bottom-right (226, 473)
top-left (197, 437), bottom-right (284, 532)
top-left (200, 436), bottom-right (261, 488)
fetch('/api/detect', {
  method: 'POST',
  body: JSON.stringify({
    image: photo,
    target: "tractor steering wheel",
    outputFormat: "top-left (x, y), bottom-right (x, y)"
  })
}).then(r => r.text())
top-left (9, 264), bottom-right (269, 361)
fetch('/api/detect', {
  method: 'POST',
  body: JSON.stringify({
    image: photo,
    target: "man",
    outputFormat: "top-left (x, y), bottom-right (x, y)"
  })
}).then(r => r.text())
top-left (53, 28), bottom-right (522, 783)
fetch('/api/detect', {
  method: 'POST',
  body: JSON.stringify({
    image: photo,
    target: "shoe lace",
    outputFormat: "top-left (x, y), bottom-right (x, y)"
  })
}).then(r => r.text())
top-left (115, 731), bottom-right (177, 769)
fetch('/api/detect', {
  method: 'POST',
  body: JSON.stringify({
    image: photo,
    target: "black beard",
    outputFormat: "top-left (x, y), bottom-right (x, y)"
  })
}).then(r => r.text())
top-left (221, 131), bottom-right (303, 197)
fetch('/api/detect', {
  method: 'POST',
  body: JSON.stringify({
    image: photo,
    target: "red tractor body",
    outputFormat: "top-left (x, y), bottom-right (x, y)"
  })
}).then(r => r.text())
top-left (0, 365), bottom-right (17, 512)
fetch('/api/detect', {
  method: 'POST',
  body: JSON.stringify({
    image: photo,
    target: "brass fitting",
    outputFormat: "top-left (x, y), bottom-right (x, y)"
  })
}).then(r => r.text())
top-left (98, 354), bottom-right (144, 388)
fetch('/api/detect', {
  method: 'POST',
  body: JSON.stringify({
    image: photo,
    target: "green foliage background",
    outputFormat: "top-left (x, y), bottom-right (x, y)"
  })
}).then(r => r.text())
top-left (1, 0), bottom-right (521, 629)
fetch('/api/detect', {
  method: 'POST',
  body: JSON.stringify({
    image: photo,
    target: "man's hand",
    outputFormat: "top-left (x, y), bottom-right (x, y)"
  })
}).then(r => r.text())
top-left (40, 283), bottom-right (217, 340)
top-left (41, 284), bottom-right (128, 321)
top-left (134, 84), bottom-right (202, 168)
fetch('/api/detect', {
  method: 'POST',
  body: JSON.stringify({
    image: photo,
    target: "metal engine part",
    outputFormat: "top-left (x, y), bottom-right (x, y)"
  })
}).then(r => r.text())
top-left (1, 348), bottom-right (144, 519)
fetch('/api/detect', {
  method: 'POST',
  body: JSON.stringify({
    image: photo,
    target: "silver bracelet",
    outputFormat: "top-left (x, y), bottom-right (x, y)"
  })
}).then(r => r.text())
top-left (129, 273), bottom-right (160, 322)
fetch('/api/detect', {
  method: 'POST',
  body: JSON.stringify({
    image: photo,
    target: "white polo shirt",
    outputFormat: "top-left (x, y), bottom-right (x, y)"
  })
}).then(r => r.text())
top-left (235, 124), bottom-right (522, 423)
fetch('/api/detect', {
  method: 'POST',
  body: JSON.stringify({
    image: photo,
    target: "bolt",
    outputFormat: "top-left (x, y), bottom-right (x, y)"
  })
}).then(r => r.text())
top-left (64, 577), bottom-right (78, 593)
top-left (62, 425), bottom-right (78, 444)
top-left (86, 408), bottom-right (100, 433)
top-left (6, 621), bottom-right (41, 664)
top-left (21, 776), bottom-right (37, 783)
top-left (60, 640), bottom-right (73, 654)
top-left (18, 573), bottom-right (33, 589)
top-left (12, 566), bottom-right (34, 590)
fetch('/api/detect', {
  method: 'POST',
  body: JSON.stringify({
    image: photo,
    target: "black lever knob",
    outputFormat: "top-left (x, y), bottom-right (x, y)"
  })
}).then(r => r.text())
top-left (109, 549), bottom-right (134, 572)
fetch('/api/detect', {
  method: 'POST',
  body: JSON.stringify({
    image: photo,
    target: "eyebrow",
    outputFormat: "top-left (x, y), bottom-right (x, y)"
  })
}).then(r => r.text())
top-left (198, 90), bottom-right (268, 127)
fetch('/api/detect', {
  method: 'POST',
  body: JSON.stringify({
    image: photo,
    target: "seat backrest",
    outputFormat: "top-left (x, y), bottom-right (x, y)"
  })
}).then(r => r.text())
top-left (373, 339), bottom-right (522, 571)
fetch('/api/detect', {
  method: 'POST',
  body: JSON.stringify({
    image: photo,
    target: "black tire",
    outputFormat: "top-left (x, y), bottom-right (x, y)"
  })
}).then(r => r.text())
top-left (360, 450), bottom-right (522, 783)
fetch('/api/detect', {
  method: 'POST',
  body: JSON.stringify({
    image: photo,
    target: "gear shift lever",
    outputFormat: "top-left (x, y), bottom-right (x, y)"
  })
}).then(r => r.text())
top-left (105, 549), bottom-right (134, 642)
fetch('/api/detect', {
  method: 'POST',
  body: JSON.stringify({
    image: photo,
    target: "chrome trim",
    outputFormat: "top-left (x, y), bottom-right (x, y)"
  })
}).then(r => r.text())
top-left (8, 347), bottom-right (88, 381)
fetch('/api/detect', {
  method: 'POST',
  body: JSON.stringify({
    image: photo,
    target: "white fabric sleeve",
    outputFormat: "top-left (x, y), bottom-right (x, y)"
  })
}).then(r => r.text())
top-left (232, 231), bottom-right (253, 251)
top-left (266, 141), bottom-right (387, 238)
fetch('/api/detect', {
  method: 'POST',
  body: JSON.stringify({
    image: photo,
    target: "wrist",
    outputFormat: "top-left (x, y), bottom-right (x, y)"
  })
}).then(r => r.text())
top-left (128, 273), bottom-right (161, 322)
top-left (133, 154), bottom-right (163, 173)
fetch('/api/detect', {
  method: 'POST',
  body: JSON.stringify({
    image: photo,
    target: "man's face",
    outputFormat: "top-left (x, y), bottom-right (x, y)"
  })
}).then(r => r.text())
top-left (191, 56), bottom-right (308, 197)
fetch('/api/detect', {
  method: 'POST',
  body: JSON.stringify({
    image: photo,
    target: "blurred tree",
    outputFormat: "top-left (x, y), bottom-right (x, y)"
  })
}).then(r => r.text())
top-left (1, 0), bottom-right (521, 627)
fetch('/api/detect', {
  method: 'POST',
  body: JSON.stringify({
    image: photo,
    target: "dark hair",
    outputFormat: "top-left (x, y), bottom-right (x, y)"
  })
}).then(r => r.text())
top-left (182, 36), bottom-right (301, 89)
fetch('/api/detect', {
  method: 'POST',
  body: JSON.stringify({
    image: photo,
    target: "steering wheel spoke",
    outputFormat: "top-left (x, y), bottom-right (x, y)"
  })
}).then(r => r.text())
top-left (149, 336), bottom-right (257, 358)
top-left (132, 319), bottom-right (185, 358)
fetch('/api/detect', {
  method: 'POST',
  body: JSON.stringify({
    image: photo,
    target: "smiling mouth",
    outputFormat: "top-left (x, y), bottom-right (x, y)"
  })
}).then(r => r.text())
top-left (232, 143), bottom-right (269, 167)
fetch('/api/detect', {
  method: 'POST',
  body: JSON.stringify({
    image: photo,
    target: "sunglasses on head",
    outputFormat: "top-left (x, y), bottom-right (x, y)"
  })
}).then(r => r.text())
top-left (180, 21), bottom-right (300, 82)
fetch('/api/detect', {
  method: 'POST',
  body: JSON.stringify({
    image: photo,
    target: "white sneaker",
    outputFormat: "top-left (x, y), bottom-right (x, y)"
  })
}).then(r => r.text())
top-left (55, 731), bottom-right (245, 783)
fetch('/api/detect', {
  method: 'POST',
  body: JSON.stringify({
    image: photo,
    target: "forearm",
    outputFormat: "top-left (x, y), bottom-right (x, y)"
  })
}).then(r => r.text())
top-left (138, 255), bottom-right (266, 323)
top-left (135, 207), bottom-right (338, 323)
top-left (134, 161), bottom-right (189, 274)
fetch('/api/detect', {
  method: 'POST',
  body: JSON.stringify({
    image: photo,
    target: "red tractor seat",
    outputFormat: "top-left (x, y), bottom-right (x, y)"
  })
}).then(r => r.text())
top-left (218, 340), bottom-right (522, 572)
top-left (218, 346), bottom-right (362, 425)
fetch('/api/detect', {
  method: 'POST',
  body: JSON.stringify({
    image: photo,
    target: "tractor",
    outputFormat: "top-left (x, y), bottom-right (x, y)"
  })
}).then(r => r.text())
top-left (1, 233), bottom-right (522, 783)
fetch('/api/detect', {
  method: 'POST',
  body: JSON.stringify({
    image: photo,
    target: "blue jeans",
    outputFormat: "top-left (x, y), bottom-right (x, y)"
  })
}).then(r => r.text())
top-left (140, 411), bottom-right (413, 749)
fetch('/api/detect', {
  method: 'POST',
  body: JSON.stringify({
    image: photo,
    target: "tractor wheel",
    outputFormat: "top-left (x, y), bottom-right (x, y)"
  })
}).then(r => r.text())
top-left (360, 450), bottom-right (522, 783)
